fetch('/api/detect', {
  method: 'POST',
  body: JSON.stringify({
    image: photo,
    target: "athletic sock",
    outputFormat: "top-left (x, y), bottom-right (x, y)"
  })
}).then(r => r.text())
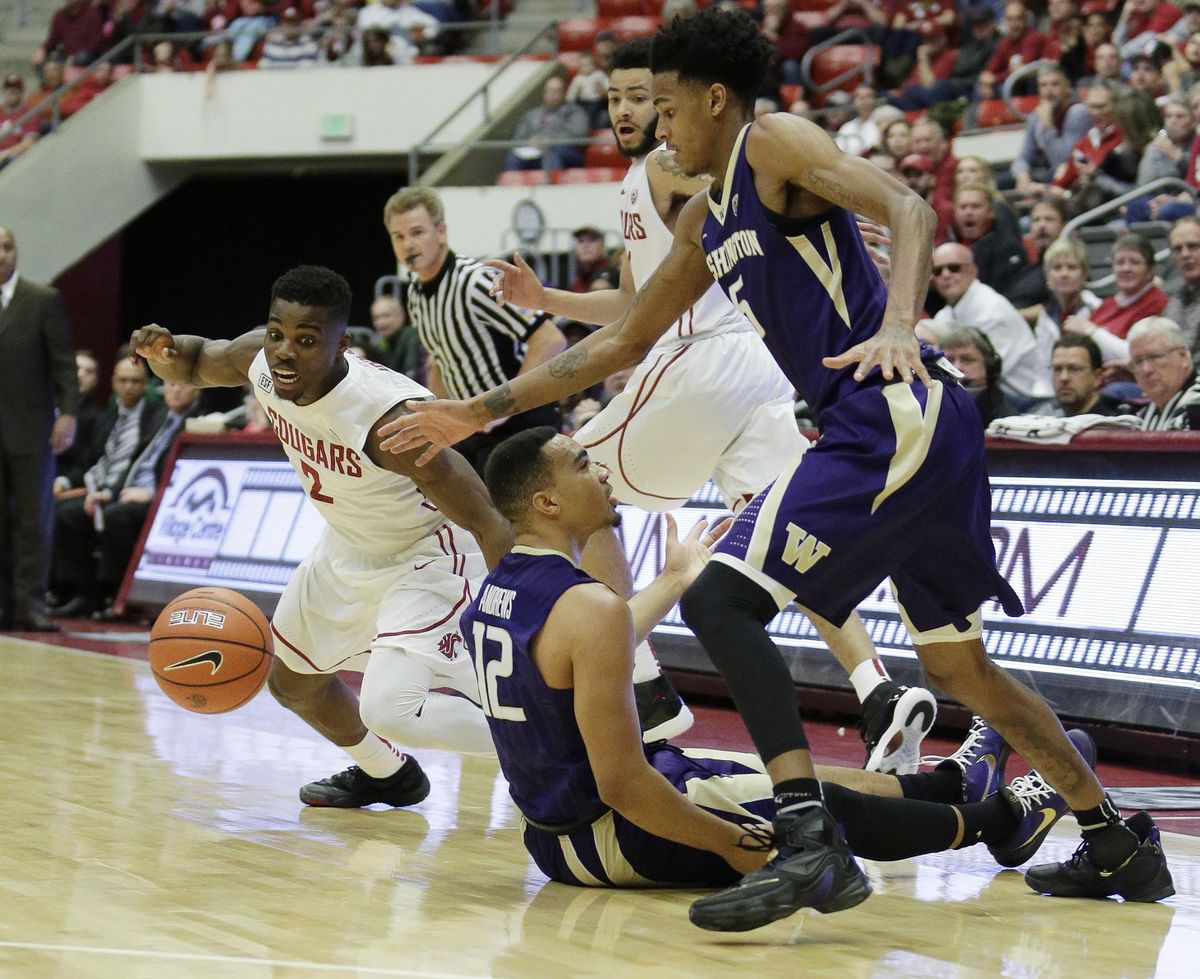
top-left (848, 658), bottom-right (891, 703)
top-left (1075, 795), bottom-right (1138, 869)
top-left (956, 794), bottom-right (1020, 848)
top-left (345, 733), bottom-right (405, 779)
top-left (824, 782), bottom-right (960, 860)
top-left (632, 639), bottom-right (661, 684)
top-left (775, 778), bottom-right (824, 820)
top-left (896, 766), bottom-right (964, 803)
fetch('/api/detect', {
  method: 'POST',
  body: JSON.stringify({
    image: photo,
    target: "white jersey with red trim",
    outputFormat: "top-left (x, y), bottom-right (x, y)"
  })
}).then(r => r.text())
top-left (619, 147), bottom-right (756, 352)
top-left (250, 348), bottom-right (445, 554)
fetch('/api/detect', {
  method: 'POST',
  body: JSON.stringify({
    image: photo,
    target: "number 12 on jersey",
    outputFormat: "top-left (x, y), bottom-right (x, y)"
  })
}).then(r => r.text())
top-left (471, 622), bottom-right (527, 722)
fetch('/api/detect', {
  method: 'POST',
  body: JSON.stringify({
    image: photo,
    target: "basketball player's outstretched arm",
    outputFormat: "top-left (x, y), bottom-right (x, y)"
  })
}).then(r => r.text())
top-left (129, 324), bottom-right (265, 387)
top-left (365, 402), bottom-right (513, 569)
top-left (378, 196), bottom-right (715, 464)
top-left (540, 585), bottom-right (766, 875)
top-left (746, 114), bottom-right (935, 385)
top-left (486, 250), bottom-right (635, 326)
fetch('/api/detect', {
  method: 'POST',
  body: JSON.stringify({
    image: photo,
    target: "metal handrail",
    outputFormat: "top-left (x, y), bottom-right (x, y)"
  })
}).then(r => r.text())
top-left (1000, 58), bottom-right (1056, 122)
top-left (799, 28), bottom-right (874, 95)
top-left (408, 19), bottom-right (560, 184)
top-left (1062, 177), bottom-right (1196, 239)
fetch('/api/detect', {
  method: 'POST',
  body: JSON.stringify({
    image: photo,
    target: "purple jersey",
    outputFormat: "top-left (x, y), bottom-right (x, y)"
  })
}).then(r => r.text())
top-left (701, 124), bottom-right (938, 418)
top-left (460, 546), bottom-right (605, 829)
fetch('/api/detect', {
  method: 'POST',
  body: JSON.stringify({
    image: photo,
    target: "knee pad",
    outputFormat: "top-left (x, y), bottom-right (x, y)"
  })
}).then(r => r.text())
top-left (358, 680), bottom-right (428, 737)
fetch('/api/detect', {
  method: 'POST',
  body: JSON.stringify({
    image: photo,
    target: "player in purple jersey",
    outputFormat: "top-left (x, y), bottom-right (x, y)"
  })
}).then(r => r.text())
top-left (378, 9), bottom-right (1173, 923)
top-left (463, 427), bottom-right (1096, 891)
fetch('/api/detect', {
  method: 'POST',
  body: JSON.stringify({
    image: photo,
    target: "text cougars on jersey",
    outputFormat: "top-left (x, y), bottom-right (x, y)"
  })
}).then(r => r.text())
top-left (266, 406), bottom-right (363, 477)
top-left (705, 229), bottom-right (764, 279)
top-left (477, 582), bottom-right (517, 620)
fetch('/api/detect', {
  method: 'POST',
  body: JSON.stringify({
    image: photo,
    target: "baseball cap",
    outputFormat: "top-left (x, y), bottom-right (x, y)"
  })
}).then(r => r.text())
top-left (899, 153), bottom-right (934, 174)
top-left (1131, 42), bottom-right (1171, 69)
top-left (3, 73), bottom-right (22, 90)
top-left (573, 225), bottom-right (603, 240)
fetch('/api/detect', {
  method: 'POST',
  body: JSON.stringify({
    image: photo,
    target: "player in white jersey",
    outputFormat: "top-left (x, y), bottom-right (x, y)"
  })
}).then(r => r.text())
top-left (130, 266), bottom-right (512, 808)
top-left (485, 39), bottom-right (936, 774)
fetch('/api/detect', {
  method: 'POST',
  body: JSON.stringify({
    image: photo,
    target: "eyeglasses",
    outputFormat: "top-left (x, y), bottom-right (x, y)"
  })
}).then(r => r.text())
top-left (1130, 348), bottom-right (1184, 370)
top-left (932, 263), bottom-right (964, 276)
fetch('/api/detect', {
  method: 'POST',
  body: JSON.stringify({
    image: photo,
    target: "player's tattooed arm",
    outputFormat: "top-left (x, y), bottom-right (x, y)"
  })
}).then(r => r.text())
top-left (481, 384), bottom-right (518, 421)
top-left (129, 325), bottom-right (263, 388)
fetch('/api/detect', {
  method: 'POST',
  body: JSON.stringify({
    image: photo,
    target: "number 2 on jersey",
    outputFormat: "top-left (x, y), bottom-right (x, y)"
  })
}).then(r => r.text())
top-left (300, 461), bottom-right (334, 504)
top-left (471, 622), bottom-right (527, 722)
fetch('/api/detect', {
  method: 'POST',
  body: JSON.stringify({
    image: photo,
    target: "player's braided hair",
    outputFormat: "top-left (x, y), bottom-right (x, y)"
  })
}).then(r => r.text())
top-left (271, 266), bottom-right (352, 324)
top-left (650, 7), bottom-right (772, 110)
top-left (484, 426), bottom-right (560, 524)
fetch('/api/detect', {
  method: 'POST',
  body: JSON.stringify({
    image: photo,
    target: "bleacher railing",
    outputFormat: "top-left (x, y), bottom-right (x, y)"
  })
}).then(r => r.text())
top-left (1000, 58), bottom-right (1056, 122)
top-left (798, 28), bottom-right (874, 97)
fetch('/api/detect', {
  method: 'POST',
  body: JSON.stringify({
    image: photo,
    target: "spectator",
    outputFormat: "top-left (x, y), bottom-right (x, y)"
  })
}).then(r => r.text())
top-left (899, 154), bottom-right (955, 242)
top-left (760, 0), bottom-right (810, 86)
top-left (593, 29), bottom-right (617, 75)
top-left (356, 0), bottom-right (439, 52)
top-left (1048, 334), bottom-right (1127, 417)
top-left (33, 0), bottom-right (105, 68)
top-left (931, 241), bottom-right (1050, 407)
top-left (941, 326), bottom-right (1016, 425)
top-left (259, 8), bottom-right (320, 68)
top-left (955, 154), bottom-right (1022, 239)
top-left (978, 2), bottom-right (1044, 101)
top-left (1066, 234), bottom-right (1168, 350)
top-left (1162, 216), bottom-right (1200, 367)
top-left (1126, 95), bottom-right (1196, 224)
top-left (1044, 0), bottom-right (1084, 70)
top-left (0, 74), bottom-right (38, 168)
top-left (951, 182), bottom-right (1035, 301)
top-left (1128, 46), bottom-right (1170, 102)
top-left (505, 76), bottom-right (590, 172)
top-left (880, 0), bottom-right (957, 87)
top-left (27, 61), bottom-right (66, 129)
top-left (566, 53), bottom-right (608, 129)
top-left (911, 117), bottom-right (957, 215)
top-left (1050, 81), bottom-right (1125, 214)
top-left (1023, 197), bottom-right (1066, 265)
top-left (881, 117), bottom-right (912, 160)
top-left (354, 26), bottom-right (402, 66)
top-left (887, 23), bottom-right (957, 110)
top-left (836, 84), bottom-right (881, 155)
top-left (1127, 316), bottom-right (1200, 428)
top-left (1034, 236), bottom-right (1101, 378)
top-left (147, 41), bottom-right (190, 73)
top-left (822, 90), bottom-right (854, 136)
top-left (568, 226), bottom-right (612, 293)
top-left (1012, 64), bottom-right (1092, 195)
top-left (1164, 30), bottom-right (1200, 95)
top-left (809, 0), bottom-right (887, 47)
top-left (383, 186), bottom-right (566, 474)
top-left (56, 350), bottom-right (106, 486)
top-left (1079, 42), bottom-right (1126, 92)
top-left (370, 292), bottom-right (423, 379)
top-left (1166, 1), bottom-right (1200, 45)
top-left (894, 6), bottom-right (1000, 110)
top-left (1112, 0), bottom-right (1182, 62)
top-left (0, 227), bottom-right (77, 632)
top-left (223, 0), bottom-right (277, 63)
top-left (59, 60), bottom-right (116, 119)
top-left (49, 357), bottom-right (166, 617)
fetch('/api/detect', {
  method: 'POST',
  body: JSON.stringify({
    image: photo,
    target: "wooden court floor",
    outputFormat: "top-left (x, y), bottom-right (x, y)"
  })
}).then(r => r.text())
top-left (1, 637), bottom-right (1196, 978)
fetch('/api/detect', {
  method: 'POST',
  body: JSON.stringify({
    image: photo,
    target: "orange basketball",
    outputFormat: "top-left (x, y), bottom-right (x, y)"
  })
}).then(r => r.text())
top-left (149, 587), bottom-right (273, 714)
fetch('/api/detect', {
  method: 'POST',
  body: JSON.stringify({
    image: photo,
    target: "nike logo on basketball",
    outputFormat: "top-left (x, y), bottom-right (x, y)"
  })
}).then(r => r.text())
top-left (164, 650), bottom-right (223, 675)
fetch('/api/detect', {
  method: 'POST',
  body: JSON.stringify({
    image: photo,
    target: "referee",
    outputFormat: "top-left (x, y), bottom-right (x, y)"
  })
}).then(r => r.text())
top-left (384, 187), bottom-right (566, 474)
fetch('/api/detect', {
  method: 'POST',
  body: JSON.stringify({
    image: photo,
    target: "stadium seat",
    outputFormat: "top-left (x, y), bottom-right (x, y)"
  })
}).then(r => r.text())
top-left (807, 45), bottom-right (880, 95)
top-left (558, 166), bottom-right (628, 183)
top-left (496, 169), bottom-right (559, 186)
top-left (558, 18), bottom-right (606, 53)
top-left (611, 16), bottom-right (663, 41)
top-left (779, 83), bottom-right (804, 107)
top-left (586, 141), bottom-right (627, 168)
top-left (597, 0), bottom-right (657, 16)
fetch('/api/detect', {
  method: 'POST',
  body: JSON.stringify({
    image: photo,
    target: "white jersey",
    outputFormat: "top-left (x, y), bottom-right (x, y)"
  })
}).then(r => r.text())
top-left (619, 147), bottom-right (756, 353)
top-left (250, 349), bottom-right (444, 554)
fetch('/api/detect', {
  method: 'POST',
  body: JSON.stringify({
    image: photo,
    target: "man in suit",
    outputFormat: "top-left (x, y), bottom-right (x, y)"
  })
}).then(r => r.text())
top-left (0, 226), bottom-right (77, 632)
top-left (50, 356), bottom-right (166, 617)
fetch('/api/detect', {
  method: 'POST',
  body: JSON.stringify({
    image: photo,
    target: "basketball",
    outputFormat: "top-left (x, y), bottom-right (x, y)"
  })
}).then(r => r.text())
top-left (149, 587), bottom-right (273, 714)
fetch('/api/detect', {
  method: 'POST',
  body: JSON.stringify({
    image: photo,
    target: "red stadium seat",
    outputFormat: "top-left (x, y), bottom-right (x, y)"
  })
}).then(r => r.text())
top-left (793, 11), bottom-right (825, 29)
top-left (558, 166), bottom-right (628, 183)
top-left (597, 0), bottom-right (657, 16)
top-left (558, 17), bottom-right (606, 53)
top-left (496, 169), bottom-right (559, 186)
top-left (779, 83), bottom-right (804, 108)
top-left (586, 141), bottom-right (628, 167)
top-left (808, 44), bottom-right (880, 94)
top-left (611, 15), bottom-right (663, 40)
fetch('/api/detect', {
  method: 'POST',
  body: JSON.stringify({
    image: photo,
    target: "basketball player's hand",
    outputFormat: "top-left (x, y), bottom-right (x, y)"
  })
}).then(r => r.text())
top-left (377, 399), bottom-right (482, 463)
top-left (823, 321), bottom-right (931, 386)
top-left (484, 253), bottom-right (546, 308)
top-left (660, 514), bottom-right (734, 590)
top-left (130, 323), bottom-right (179, 363)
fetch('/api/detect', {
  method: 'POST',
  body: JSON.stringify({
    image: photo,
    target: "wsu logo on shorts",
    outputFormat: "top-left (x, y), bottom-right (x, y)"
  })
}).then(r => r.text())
top-left (437, 631), bottom-right (463, 661)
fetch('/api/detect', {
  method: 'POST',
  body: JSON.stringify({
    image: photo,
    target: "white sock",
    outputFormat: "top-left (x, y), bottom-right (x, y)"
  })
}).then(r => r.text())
top-left (849, 659), bottom-right (892, 703)
top-left (345, 733), bottom-right (405, 779)
top-left (632, 639), bottom-right (661, 684)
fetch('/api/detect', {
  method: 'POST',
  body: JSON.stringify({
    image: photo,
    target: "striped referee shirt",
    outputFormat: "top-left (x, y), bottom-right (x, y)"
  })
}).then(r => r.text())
top-left (406, 251), bottom-right (548, 401)
top-left (1138, 371), bottom-right (1200, 430)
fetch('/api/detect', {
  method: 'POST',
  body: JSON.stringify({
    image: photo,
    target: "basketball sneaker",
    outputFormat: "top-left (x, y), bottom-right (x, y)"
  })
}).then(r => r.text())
top-left (635, 674), bottom-right (694, 743)
top-left (688, 805), bottom-right (872, 931)
top-left (299, 756), bottom-right (431, 808)
top-left (928, 715), bottom-right (1011, 803)
top-left (1024, 811), bottom-right (1175, 902)
top-left (988, 729), bottom-right (1096, 868)
top-left (859, 681), bottom-right (937, 775)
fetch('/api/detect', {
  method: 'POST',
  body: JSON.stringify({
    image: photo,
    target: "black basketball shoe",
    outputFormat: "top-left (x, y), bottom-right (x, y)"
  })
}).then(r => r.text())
top-left (859, 681), bottom-right (937, 775)
top-left (1024, 811), bottom-right (1175, 902)
top-left (299, 756), bottom-right (431, 808)
top-left (688, 804), bottom-right (871, 931)
top-left (634, 674), bottom-right (694, 743)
